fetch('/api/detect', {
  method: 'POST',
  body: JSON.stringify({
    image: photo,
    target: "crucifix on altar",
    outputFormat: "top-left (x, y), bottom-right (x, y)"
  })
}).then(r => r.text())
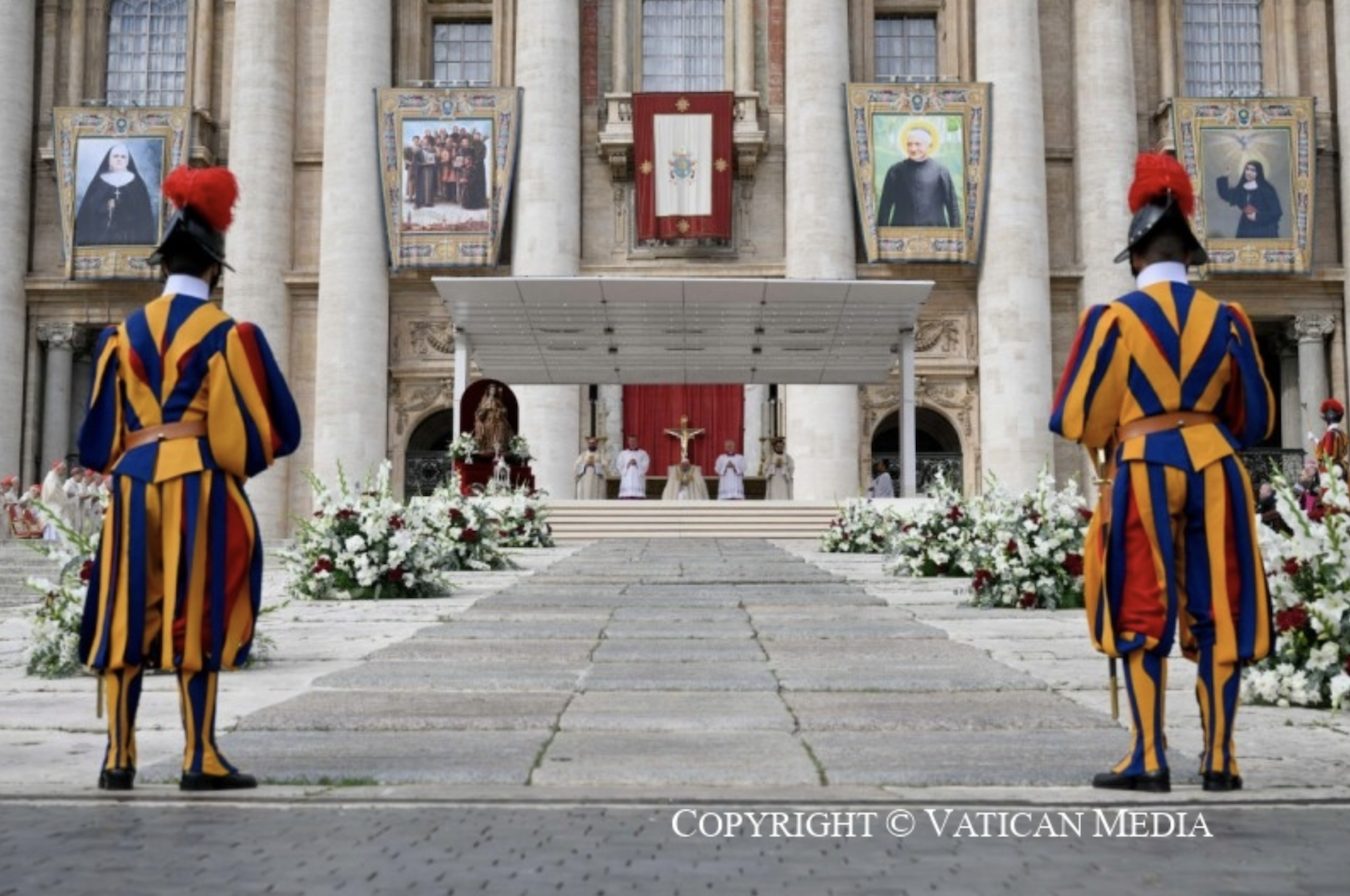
top-left (663, 415), bottom-right (705, 463)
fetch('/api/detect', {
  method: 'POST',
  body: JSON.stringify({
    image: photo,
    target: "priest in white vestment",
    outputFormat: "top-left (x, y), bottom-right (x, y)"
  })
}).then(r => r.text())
top-left (0, 475), bottom-right (17, 541)
top-left (762, 438), bottom-right (794, 500)
top-left (40, 460), bottom-right (69, 540)
top-left (714, 440), bottom-right (746, 501)
top-left (574, 438), bottom-right (608, 499)
top-left (661, 459), bottom-right (709, 500)
top-left (616, 435), bottom-right (650, 499)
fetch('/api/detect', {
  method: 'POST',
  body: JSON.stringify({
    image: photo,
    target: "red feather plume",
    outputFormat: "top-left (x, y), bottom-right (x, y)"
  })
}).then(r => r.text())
top-left (161, 165), bottom-right (238, 233)
top-left (1126, 152), bottom-right (1194, 218)
top-left (1321, 398), bottom-right (1344, 417)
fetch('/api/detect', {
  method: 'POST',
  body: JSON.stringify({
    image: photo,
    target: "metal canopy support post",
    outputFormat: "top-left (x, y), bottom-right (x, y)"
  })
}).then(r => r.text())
top-left (453, 328), bottom-right (471, 437)
top-left (898, 327), bottom-right (917, 496)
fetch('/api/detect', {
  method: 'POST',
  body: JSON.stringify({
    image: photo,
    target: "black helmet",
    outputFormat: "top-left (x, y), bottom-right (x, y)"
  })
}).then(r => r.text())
top-left (147, 166), bottom-right (238, 271)
top-left (1114, 152), bottom-right (1207, 267)
top-left (1113, 198), bottom-right (1207, 266)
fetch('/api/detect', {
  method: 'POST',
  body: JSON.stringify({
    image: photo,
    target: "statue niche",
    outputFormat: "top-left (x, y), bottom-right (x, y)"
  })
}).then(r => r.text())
top-left (456, 378), bottom-right (533, 494)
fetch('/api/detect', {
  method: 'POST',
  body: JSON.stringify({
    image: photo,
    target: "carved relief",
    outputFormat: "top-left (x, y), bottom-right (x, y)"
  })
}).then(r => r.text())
top-left (406, 320), bottom-right (456, 358)
top-left (391, 378), bottom-right (454, 437)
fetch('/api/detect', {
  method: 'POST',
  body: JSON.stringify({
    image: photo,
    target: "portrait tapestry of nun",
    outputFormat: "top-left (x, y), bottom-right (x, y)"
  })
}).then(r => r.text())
top-left (74, 142), bottom-right (158, 247)
top-left (1215, 159), bottom-right (1282, 239)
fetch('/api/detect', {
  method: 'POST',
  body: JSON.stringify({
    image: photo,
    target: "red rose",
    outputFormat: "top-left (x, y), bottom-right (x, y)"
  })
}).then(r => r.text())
top-left (1282, 558), bottom-right (1301, 577)
top-left (335, 508), bottom-right (355, 521)
top-left (385, 567), bottom-right (405, 583)
top-left (448, 508), bottom-right (466, 526)
top-left (312, 556), bottom-right (334, 574)
top-left (1344, 656), bottom-right (1350, 676)
top-left (972, 568), bottom-right (994, 592)
top-left (1062, 553), bottom-right (1084, 576)
top-left (388, 515), bottom-right (405, 530)
top-left (1005, 539), bottom-right (1019, 557)
top-left (462, 527), bottom-right (479, 543)
top-left (947, 506), bottom-right (964, 522)
top-left (1309, 505), bottom-right (1326, 523)
top-left (1275, 604), bottom-right (1309, 633)
top-left (1019, 592), bottom-right (1037, 609)
top-left (79, 560), bottom-right (94, 582)
top-left (313, 510), bottom-right (324, 519)
top-left (1078, 507), bottom-right (1095, 522)
top-left (524, 508), bottom-right (536, 520)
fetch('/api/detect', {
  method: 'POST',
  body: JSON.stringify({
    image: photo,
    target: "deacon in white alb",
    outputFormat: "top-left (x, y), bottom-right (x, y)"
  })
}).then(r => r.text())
top-left (714, 440), bottom-right (746, 501)
top-left (762, 437), bottom-right (794, 499)
top-left (616, 435), bottom-right (650, 500)
top-left (40, 459), bottom-right (69, 541)
top-left (574, 437), bottom-right (608, 500)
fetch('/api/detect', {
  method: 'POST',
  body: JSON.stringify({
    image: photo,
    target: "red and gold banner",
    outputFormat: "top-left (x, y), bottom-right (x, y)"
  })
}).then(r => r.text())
top-left (633, 92), bottom-right (734, 241)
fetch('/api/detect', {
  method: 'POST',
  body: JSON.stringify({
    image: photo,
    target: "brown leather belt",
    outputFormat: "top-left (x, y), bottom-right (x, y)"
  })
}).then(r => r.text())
top-left (123, 420), bottom-right (206, 451)
top-left (1115, 411), bottom-right (1220, 444)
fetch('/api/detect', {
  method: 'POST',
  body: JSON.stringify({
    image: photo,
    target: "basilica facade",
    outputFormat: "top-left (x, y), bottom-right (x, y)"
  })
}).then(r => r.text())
top-left (3, 0), bottom-right (1348, 537)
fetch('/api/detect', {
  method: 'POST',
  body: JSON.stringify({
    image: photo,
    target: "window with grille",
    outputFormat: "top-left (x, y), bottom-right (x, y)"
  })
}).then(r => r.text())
top-left (875, 15), bottom-right (937, 81)
top-left (432, 21), bottom-right (493, 85)
top-left (105, 0), bottom-right (188, 106)
top-left (1183, 0), bottom-right (1264, 96)
top-left (641, 0), bottom-right (726, 92)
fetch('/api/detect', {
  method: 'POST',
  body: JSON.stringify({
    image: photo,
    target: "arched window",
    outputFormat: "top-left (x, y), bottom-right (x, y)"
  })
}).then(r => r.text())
top-left (641, 0), bottom-right (726, 92)
top-left (1183, 0), bottom-right (1263, 96)
top-left (106, 0), bottom-right (189, 106)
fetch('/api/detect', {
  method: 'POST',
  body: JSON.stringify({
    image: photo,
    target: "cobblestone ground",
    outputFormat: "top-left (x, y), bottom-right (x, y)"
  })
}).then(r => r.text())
top-left (0, 801), bottom-right (1345, 895)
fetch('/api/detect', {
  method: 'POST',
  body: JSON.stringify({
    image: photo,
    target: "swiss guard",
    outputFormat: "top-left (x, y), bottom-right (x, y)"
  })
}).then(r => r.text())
top-left (77, 165), bottom-right (301, 791)
top-left (1314, 398), bottom-right (1349, 480)
top-left (1050, 152), bottom-right (1275, 793)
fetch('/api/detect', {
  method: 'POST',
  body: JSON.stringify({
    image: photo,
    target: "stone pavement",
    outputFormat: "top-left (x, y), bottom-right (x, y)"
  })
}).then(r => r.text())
top-left (1, 538), bottom-right (1347, 894)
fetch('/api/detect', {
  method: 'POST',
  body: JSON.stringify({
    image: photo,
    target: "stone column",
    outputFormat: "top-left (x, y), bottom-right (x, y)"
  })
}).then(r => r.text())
top-left (1278, 329), bottom-right (1300, 450)
top-left (1074, 0), bottom-right (1137, 308)
top-left (1156, 0), bottom-right (1176, 99)
top-left (69, 346), bottom-right (94, 455)
top-left (734, 0), bottom-right (754, 94)
top-left (66, 0), bottom-right (88, 104)
top-left (192, 0), bottom-right (214, 112)
top-left (226, 0), bottom-right (297, 537)
top-left (611, 0), bottom-right (630, 93)
top-left (742, 384), bottom-right (767, 476)
top-left (783, 0), bottom-right (859, 502)
top-left (1295, 313), bottom-right (1335, 442)
top-left (38, 324), bottom-right (76, 466)
top-left (511, 0), bottom-right (581, 498)
top-left (311, 0), bottom-right (392, 485)
top-left (599, 384), bottom-right (624, 465)
top-left (1337, 2), bottom-right (1350, 401)
top-left (975, 0), bottom-right (1054, 491)
top-left (0, 3), bottom-right (36, 477)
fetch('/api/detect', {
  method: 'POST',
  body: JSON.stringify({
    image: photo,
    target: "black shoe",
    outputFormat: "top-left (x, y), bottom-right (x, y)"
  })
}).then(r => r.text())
top-left (179, 770), bottom-right (258, 792)
top-left (1092, 768), bottom-right (1171, 792)
top-left (1201, 771), bottom-right (1243, 792)
top-left (97, 768), bottom-right (135, 791)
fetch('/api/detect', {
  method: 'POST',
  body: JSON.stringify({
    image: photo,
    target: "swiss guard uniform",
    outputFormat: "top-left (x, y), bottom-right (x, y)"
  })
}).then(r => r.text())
top-left (78, 166), bottom-right (301, 791)
top-left (1314, 398), bottom-right (1349, 479)
top-left (1050, 152), bottom-right (1274, 793)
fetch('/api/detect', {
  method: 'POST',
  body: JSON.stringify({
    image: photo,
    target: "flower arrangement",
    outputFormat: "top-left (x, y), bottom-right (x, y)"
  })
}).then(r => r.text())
top-left (484, 488), bottom-right (555, 548)
top-left (448, 432), bottom-right (479, 461)
top-left (819, 500), bottom-right (904, 553)
top-left (24, 500), bottom-right (101, 678)
top-left (958, 471), bottom-right (1090, 610)
top-left (1245, 469), bottom-right (1350, 710)
top-left (410, 485), bottom-right (514, 571)
top-left (887, 473), bottom-right (975, 577)
top-left (283, 461), bottom-right (459, 600)
top-left (506, 434), bottom-right (532, 462)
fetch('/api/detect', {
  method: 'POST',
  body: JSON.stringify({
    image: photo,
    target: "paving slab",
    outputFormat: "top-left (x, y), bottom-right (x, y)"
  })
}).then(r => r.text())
top-left (414, 620), bottom-right (610, 639)
top-left (236, 690), bottom-right (570, 732)
top-left (602, 620), bottom-right (755, 639)
top-left (581, 661), bottom-right (779, 691)
top-left (370, 638), bottom-right (597, 663)
top-left (141, 730), bottom-right (550, 785)
top-left (805, 729), bottom-right (1131, 786)
top-left (560, 692), bottom-right (794, 732)
top-left (762, 638), bottom-right (999, 665)
top-left (591, 638), bottom-right (766, 663)
top-left (609, 606), bottom-right (749, 622)
top-left (773, 661), bottom-right (1046, 692)
top-left (533, 732), bottom-right (820, 787)
top-left (787, 690), bottom-right (1120, 732)
top-left (314, 660), bottom-right (586, 692)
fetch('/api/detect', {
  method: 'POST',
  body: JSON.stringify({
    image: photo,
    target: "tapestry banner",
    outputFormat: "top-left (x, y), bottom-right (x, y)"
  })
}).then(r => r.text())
top-left (633, 92), bottom-right (734, 241)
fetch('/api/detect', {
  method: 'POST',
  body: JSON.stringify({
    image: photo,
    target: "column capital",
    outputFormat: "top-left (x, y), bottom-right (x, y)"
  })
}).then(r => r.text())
top-left (36, 322), bottom-right (78, 350)
top-left (1293, 313), bottom-right (1336, 342)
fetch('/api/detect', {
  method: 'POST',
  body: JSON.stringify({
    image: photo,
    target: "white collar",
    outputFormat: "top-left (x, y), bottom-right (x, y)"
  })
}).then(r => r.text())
top-left (162, 274), bottom-right (212, 300)
top-left (1135, 261), bottom-right (1189, 290)
top-left (100, 171), bottom-right (135, 188)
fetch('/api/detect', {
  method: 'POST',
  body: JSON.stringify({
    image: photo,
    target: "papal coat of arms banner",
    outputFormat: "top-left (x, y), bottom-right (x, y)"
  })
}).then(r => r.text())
top-left (633, 93), bottom-right (734, 241)
top-left (375, 87), bottom-right (521, 270)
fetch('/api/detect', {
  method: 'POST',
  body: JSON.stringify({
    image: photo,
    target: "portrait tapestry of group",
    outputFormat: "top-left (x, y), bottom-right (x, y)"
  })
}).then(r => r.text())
top-left (376, 88), bottom-right (522, 270)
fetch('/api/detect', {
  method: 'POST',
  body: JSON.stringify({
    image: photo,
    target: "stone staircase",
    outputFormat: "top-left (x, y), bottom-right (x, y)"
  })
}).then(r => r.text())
top-left (546, 499), bottom-right (844, 540)
top-left (0, 540), bottom-right (63, 609)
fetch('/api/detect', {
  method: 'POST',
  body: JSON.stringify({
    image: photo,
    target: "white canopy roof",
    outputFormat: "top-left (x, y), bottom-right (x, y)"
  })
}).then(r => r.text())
top-left (432, 277), bottom-right (933, 384)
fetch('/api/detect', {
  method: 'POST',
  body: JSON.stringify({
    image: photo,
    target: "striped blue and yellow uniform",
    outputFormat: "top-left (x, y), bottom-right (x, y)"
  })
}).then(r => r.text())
top-left (78, 290), bottom-right (300, 777)
top-left (1050, 277), bottom-right (1274, 780)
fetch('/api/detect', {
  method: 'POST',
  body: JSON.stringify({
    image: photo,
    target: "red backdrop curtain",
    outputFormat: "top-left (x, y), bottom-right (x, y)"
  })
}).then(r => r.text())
top-left (623, 385), bottom-right (743, 472)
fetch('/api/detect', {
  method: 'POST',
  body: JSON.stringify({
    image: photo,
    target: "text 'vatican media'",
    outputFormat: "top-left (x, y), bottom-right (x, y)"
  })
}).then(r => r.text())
top-left (670, 808), bottom-right (1213, 840)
